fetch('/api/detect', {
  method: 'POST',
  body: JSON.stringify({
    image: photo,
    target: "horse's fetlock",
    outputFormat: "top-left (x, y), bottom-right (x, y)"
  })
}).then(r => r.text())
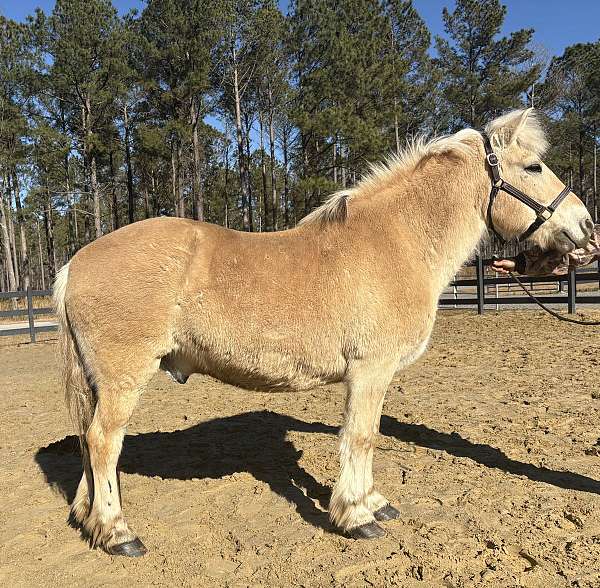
top-left (82, 509), bottom-right (132, 548)
top-left (330, 491), bottom-right (374, 531)
top-left (365, 490), bottom-right (388, 512)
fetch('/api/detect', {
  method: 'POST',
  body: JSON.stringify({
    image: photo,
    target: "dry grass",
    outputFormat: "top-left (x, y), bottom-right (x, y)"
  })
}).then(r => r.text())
top-left (0, 295), bottom-right (54, 324)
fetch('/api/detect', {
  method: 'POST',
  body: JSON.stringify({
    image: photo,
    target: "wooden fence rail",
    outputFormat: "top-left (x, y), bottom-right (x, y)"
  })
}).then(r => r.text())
top-left (0, 288), bottom-right (56, 342)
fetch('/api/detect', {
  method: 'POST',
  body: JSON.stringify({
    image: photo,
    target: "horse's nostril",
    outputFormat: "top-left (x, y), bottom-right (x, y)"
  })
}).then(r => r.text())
top-left (583, 218), bottom-right (595, 235)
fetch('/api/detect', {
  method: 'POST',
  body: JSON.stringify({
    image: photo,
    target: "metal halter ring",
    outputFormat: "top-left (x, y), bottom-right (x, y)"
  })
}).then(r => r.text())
top-left (486, 152), bottom-right (499, 167)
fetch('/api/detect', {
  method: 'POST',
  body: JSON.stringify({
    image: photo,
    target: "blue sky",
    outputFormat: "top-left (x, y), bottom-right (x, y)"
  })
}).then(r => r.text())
top-left (2, 0), bottom-right (599, 59)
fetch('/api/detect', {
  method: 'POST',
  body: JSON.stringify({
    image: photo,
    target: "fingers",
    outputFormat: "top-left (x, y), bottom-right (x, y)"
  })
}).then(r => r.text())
top-left (491, 259), bottom-right (515, 273)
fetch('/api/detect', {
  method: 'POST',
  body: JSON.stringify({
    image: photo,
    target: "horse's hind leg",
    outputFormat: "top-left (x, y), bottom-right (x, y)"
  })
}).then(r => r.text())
top-left (330, 360), bottom-right (398, 539)
top-left (70, 457), bottom-right (92, 527)
top-left (82, 367), bottom-right (156, 556)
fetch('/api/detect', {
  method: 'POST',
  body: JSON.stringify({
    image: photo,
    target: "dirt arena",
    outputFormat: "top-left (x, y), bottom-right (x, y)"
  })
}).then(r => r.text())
top-left (2, 310), bottom-right (600, 587)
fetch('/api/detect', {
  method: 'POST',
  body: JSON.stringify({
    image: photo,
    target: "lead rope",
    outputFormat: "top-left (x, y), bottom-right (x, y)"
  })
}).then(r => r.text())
top-left (507, 271), bottom-right (600, 325)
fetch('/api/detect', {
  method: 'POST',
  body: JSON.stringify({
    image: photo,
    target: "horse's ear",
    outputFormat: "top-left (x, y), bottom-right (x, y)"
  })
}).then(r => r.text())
top-left (486, 108), bottom-right (535, 151)
top-left (508, 108), bottom-right (534, 146)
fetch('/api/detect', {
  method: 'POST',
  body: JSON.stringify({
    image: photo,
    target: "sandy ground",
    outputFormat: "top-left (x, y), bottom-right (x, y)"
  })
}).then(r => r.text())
top-left (2, 310), bottom-right (600, 587)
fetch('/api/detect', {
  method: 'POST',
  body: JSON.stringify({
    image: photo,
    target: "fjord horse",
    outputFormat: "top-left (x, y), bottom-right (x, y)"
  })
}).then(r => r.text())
top-left (54, 109), bottom-right (593, 555)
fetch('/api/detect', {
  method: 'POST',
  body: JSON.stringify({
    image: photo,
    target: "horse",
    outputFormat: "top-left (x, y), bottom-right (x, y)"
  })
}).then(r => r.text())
top-left (53, 109), bottom-right (593, 556)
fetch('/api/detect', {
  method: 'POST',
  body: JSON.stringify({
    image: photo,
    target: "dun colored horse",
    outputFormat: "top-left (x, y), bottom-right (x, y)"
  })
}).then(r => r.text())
top-left (54, 109), bottom-right (593, 556)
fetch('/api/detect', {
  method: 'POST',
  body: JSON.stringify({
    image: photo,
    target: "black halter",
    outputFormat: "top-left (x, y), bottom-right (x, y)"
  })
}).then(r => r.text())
top-left (482, 132), bottom-right (571, 243)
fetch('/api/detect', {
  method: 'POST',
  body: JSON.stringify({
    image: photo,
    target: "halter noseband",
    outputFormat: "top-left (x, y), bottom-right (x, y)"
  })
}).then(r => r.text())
top-left (482, 132), bottom-right (571, 243)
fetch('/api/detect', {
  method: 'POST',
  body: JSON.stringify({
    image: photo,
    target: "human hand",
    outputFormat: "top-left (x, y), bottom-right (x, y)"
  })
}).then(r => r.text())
top-left (491, 259), bottom-right (516, 274)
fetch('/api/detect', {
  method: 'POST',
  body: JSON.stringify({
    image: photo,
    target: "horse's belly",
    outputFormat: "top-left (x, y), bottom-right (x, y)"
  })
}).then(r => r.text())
top-left (163, 338), bottom-right (345, 392)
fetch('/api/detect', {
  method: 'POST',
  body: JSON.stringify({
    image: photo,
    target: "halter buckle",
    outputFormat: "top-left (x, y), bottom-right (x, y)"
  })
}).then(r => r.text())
top-left (486, 152), bottom-right (499, 166)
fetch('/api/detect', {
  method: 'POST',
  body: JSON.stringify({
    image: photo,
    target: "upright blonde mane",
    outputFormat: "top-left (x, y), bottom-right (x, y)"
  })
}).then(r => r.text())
top-left (299, 129), bottom-right (478, 226)
top-left (300, 108), bottom-right (549, 227)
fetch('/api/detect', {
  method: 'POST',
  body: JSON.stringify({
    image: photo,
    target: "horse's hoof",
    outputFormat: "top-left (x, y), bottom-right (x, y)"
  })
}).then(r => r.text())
top-left (348, 521), bottom-right (386, 539)
top-left (107, 537), bottom-right (148, 557)
top-left (374, 504), bottom-right (401, 522)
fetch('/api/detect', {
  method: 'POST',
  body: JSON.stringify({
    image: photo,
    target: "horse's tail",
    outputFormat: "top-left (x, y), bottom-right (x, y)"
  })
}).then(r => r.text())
top-left (54, 263), bottom-right (96, 443)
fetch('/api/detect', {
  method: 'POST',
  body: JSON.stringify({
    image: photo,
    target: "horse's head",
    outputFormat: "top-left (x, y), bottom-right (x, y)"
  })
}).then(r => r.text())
top-left (483, 109), bottom-right (592, 253)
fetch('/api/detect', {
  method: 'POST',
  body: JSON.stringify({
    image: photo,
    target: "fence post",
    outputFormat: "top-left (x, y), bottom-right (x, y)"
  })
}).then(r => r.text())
top-left (567, 267), bottom-right (576, 314)
top-left (476, 255), bottom-right (485, 315)
top-left (26, 286), bottom-right (36, 343)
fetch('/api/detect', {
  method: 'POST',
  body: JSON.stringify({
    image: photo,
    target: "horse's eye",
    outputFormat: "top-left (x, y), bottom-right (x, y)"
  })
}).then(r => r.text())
top-left (525, 163), bottom-right (542, 173)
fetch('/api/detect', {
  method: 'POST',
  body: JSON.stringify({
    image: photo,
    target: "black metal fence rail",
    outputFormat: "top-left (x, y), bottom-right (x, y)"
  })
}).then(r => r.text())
top-left (440, 256), bottom-right (600, 314)
top-left (0, 288), bottom-right (56, 342)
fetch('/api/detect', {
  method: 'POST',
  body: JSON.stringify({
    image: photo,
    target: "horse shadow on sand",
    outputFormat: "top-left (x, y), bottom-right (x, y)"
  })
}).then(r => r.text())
top-left (35, 411), bottom-right (600, 532)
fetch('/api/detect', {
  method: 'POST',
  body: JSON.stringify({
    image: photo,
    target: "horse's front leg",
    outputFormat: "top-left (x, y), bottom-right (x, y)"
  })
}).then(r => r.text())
top-left (330, 360), bottom-right (400, 539)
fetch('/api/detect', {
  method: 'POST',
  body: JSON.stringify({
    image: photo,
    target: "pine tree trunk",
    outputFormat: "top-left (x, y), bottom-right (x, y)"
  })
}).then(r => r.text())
top-left (224, 127), bottom-right (230, 229)
top-left (37, 219), bottom-right (45, 291)
top-left (142, 170), bottom-right (150, 219)
top-left (109, 151), bottom-right (119, 231)
top-left (43, 185), bottom-right (56, 281)
top-left (90, 153), bottom-right (101, 238)
top-left (11, 171), bottom-right (29, 289)
top-left (171, 141), bottom-right (179, 217)
top-left (190, 97), bottom-right (204, 221)
top-left (594, 135), bottom-right (598, 221)
top-left (579, 125), bottom-right (585, 205)
top-left (151, 170), bottom-right (158, 217)
top-left (0, 182), bottom-right (17, 292)
top-left (7, 192), bottom-right (19, 287)
top-left (64, 153), bottom-right (78, 255)
top-left (232, 44), bottom-right (251, 231)
top-left (282, 128), bottom-right (289, 228)
top-left (333, 139), bottom-right (337, 185)
top-left (123, 104), bottom-right (135, 224)
top-left (244, 112), bottom-right (254, 232)
top-left (84, 95), bottom-right (102, 239)
top-left (259, 110), bottom-right (269, 231)
top-left (267, 90), bottom-right (278, 231)
top-left (394, 98), bottom-right (401, 154)
top-left (177, 140), bottom-right (185, 218)
top-left (341, 143), bottom-right (347, 188)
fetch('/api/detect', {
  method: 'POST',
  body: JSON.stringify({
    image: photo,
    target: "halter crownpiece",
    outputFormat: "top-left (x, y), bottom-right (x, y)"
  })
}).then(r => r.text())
top-left (481, 132), bottom-right (571, 244)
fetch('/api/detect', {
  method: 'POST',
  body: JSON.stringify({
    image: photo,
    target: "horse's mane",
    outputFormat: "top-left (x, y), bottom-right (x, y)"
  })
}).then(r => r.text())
top-left (299, 109), bottom-right (547, 227)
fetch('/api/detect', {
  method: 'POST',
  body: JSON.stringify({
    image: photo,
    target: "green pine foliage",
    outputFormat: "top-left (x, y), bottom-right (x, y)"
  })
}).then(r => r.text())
top-left (434, 0), bottom-right (540, 129)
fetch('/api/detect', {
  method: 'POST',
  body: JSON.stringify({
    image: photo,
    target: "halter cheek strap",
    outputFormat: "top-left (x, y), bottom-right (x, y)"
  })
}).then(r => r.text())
top-left (482, 133), bottom-right (571, 243)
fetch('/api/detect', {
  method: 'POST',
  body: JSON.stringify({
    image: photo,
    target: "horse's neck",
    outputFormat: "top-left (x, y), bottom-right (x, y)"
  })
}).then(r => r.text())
top-left (358, 156), bottom-right (489, 292)
top-left (403, 159), bottom-right (488, 288)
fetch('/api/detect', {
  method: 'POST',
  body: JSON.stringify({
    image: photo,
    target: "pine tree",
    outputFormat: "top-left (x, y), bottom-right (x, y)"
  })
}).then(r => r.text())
top-left (290, 0), bottom-right (395, 212)
top-left (384, 0), bottom-right (437, 149)
top-left (434, 0), bottom-right (539, 129)
top-left (33, 0), bottom-right (129, 239)
top-left (542, 42), bottom-right (600, 215)
top-left (138, 0), bottom-right (221, 222)
top-left (0, 16), bottom-right (36, 290)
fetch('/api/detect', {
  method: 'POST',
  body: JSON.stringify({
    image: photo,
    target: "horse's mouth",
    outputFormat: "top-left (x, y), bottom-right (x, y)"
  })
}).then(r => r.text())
top-left (561, 231), bottom-right (579, 251)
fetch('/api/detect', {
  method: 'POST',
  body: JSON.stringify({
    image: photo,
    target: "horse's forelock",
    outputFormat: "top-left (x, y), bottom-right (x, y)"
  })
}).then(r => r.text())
top-left (485, 108), bottom-right (549, 158)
